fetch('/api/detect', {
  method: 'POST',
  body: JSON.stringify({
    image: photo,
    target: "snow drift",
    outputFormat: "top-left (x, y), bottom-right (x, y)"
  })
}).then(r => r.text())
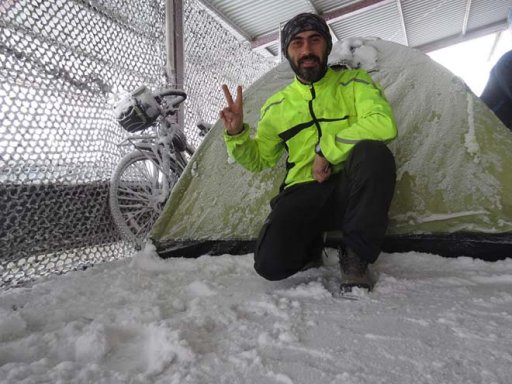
top-left (1, 247), bottom-right (512, 383)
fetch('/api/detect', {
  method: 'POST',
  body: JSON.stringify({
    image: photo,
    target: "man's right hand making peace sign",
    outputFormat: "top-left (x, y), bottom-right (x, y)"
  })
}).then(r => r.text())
top-left (220, 84), bottom-right (244, 136)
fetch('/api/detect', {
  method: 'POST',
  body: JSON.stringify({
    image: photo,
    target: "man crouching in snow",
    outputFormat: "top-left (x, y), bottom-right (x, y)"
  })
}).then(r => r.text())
top-left (220, 13), bottom-right (397, 292)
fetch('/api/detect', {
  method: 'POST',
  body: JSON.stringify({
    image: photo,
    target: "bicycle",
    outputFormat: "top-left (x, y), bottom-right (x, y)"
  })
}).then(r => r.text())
top-left (110, 86), bottom-right (204, 248)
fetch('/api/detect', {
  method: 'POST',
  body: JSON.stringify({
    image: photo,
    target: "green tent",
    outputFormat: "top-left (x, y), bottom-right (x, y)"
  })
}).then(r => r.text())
top-left (151, 39), bottom-right (512, 260)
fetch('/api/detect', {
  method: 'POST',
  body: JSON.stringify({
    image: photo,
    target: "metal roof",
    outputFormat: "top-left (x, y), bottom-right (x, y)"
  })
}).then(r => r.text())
top-left (197, 0), bottom-right (512, 56)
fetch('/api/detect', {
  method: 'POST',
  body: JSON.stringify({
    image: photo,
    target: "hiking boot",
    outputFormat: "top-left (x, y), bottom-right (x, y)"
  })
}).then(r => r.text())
top-left (338, 247), bottom-right (373, 292)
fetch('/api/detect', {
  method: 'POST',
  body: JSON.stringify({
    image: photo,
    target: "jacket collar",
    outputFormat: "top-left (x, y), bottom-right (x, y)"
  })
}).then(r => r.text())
top-left (290, 67), bottom-right (336, 100)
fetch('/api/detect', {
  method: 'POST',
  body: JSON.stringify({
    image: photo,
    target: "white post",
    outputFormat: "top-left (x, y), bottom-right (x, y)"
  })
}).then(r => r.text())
top-left (165, 0), bottom-right (176, 84)
top-left (165, 0), bottom-right (185, 124)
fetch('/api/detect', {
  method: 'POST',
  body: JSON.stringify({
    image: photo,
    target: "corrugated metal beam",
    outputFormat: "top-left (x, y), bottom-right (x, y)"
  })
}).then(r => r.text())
top-left (196, 0), bottom-right (253, 42)
top-left (251, 30), bottom-right (280, 50)
top-left (251, 0), bottom-right (393, 49)
top-left (488, 31), bottom-right (502, 61)
top-left (304, 0), bottom-right (340, 43)
top-left (322, 0), bottom-right (395, 23)
top-left (416, 20), bottom-right (507, 53)
top-left (462, 0), bottom-right (472, 36)
top-left (396, 0), bottom-right (409, 46)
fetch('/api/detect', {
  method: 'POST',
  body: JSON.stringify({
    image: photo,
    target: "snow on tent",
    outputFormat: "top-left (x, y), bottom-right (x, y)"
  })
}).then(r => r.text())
top-left (151, 39), bottom-right (512, 260)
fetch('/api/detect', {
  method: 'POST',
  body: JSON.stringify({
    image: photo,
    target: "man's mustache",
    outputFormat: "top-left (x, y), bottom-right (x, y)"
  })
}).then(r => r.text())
top-left (298, 54), bottom-right (321, 65)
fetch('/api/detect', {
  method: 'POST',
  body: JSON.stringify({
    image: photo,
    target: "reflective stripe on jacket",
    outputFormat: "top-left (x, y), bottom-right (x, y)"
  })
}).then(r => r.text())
top-left (224, 67), bottom-right (397, 188)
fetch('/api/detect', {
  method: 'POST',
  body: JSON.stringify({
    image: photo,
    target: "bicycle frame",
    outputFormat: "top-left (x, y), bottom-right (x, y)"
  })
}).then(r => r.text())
top-left (116, 119), bottom-right (187, 202)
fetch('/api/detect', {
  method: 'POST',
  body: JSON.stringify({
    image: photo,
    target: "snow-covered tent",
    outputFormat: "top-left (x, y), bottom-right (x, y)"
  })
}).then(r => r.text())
top-left (151, 39), bottom-right (512, 260)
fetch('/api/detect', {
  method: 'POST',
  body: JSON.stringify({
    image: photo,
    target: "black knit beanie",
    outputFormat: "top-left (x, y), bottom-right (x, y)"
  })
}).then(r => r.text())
top-left (281, 13), bottom-right (332, 59)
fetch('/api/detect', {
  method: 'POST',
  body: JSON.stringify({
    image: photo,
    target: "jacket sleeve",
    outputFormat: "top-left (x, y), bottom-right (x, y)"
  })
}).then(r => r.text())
top-left (223, 107), bottom-right (284, 172)
top-left (319, 70), bottom-right (397, 165)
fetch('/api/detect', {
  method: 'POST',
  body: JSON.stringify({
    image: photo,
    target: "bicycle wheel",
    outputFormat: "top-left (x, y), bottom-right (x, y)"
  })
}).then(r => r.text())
top-left (109, 151), bottom-right (181, 247)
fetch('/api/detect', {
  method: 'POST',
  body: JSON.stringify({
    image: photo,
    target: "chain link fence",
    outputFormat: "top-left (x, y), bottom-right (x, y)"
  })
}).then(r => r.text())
top-left (0, 0), bottom-right (275, 288)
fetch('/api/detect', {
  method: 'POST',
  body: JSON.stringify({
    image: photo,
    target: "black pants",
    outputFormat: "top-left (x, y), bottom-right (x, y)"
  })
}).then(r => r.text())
top-left (254, 140), bottom-right (396, 281)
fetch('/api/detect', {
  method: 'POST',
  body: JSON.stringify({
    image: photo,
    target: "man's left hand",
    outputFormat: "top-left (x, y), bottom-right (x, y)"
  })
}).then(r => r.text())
top-left (312, 154), bottom-right (331, 183)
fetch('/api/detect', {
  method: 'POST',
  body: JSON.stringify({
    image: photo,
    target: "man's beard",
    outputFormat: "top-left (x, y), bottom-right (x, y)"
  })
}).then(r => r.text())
top-left (290, 53), bottom-right (328, 83)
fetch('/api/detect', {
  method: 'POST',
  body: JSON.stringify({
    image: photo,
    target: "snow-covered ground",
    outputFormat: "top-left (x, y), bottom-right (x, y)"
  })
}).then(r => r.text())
top-left (1, 247), bottom-right (511, 383)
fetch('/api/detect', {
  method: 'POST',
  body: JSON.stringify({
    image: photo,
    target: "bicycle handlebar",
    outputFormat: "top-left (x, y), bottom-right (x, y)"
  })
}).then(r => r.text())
top-left (155, 89), bottom-right (187, 109)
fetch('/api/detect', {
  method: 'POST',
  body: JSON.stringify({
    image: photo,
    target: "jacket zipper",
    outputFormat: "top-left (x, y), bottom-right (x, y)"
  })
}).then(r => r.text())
top-left (308, 84), bottom-right (322, 143)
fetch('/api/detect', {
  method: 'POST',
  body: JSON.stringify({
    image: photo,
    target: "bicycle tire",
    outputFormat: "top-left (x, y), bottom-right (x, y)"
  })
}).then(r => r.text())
top-left (109, 151), bottom-right (181, 248)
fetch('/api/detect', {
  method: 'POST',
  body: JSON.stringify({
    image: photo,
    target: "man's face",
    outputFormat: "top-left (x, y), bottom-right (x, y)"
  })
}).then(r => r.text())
top-left (287, 30), bottom-right (328, 83)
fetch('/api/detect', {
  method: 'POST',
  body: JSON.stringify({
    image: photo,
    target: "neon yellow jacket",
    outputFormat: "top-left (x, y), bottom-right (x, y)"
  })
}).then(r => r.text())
top-left (224, 67), bottom-right (397, 188)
